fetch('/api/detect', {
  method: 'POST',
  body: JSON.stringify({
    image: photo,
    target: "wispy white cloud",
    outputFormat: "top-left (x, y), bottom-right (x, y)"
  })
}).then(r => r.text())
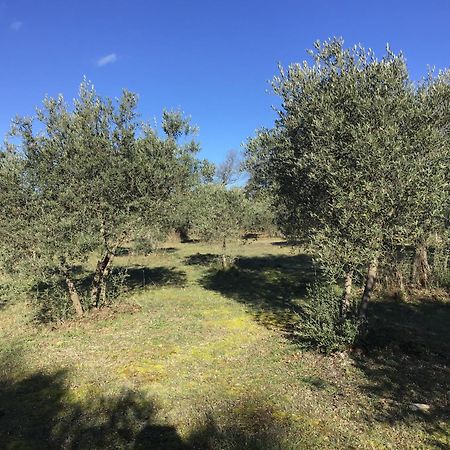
top-left (10, 20), bottom-right (23, 31)
top-left (96, 53), bottom-right (117, 67)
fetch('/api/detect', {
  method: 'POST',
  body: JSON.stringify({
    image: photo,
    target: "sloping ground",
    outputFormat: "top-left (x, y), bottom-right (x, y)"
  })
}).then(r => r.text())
top-left (0, 239), bottom-right (448, 449)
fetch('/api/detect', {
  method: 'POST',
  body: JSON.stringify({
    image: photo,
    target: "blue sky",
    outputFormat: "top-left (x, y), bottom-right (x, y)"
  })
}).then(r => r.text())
top-left (1, 0), bottom-right (449, 164)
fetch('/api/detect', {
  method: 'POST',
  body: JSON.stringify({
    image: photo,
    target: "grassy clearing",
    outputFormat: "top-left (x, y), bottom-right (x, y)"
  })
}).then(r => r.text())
top-left (0, 238), bottom-right (449, 449)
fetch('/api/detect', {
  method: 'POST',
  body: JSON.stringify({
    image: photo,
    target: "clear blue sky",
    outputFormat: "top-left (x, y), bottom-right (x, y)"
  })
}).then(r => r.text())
top-left (1, 0), bottom-right (449, 163)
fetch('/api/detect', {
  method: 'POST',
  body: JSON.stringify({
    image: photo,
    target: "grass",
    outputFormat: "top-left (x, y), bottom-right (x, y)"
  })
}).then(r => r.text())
top-left (0, 238), bottom-right (449, 449)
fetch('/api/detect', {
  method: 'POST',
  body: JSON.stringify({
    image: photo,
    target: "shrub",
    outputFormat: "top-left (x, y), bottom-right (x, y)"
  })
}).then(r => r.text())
top-left (103, 268), bottom-right (129, 306)
top-left (31, 268), bottom-right (129, 323)
top-left (295, 283), bottom-right (363, 354)
top-left (32, 280), bottom-right (74, 323)
top-left (0, 280), bottom-right (29, 307)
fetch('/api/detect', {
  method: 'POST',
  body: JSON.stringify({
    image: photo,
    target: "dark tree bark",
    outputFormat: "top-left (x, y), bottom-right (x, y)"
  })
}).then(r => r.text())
top-left (91, 251), bottom-right (115, 307)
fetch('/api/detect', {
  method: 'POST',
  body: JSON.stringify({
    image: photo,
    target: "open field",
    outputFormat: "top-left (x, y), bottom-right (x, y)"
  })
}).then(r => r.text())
top-left (0, 238), bottom-right (449, 449)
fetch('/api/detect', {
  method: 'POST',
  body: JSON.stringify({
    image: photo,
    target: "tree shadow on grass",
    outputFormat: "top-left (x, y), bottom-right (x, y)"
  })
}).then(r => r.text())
top-left (201, 253), bottom-right (319, 332)
top-left (352, 298), bottom-right (450, 446)
top-left (74, 266), bottom-right (187, 294)
top-left (30, 266), bottom-right (187, 323)
top-left (0, 351), bottom-right (300, 449)
top-left (0, 369), bottom-right (183, 449)
top-left (117, 266), bottom-right (187, 291)
top-left (184, 253), bottom-right (220, 266)
top-left (270, 240), bottom-right (302, 247)
top-left (201, 252), bottom-right (450, 444)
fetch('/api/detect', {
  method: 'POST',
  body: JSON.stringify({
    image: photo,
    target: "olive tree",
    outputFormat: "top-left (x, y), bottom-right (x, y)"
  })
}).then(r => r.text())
top-left (187, 184), bottom-right (249, 268)
top-left (400, 72), bottom-right (450, 288)
top-left (246, 38), bottom-right (450, 319)
top-left (1, 81), bottom-right (199, 317)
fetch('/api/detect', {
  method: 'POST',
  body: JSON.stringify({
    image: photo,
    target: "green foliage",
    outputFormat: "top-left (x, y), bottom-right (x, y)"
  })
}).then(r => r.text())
top-left (0, 279), bottom-right (29, 307)
top-left (246, 37), bottom-right (450, 309)
top-left (244, 193), bottom-right (277, 236)
top-left (295, 283), bottom-right (362, 354)
top-left (179, 184), bottom-right (251, 266)
top-left (162, 108), bottom-right (198, 141)
top-left (428, 244), bottom-right (450, 291)
top-left (0, 147), bottom-right (41, 276)
top-left (32, 279), bottom-right (76, 323)
top-left (0, 80), bottom-right (202, 317)
top-left (188, 184), bottom-right (248, 242)
top-left (104, 268), bottom-right (130, 305)
top-left (134, 232), bottom-right (167, 255)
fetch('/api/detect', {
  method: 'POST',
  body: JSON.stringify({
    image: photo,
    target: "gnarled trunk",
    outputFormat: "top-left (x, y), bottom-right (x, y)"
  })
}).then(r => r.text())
top-left (91, 251), bottom-right (115, 308)
top-left (359, 260), bottom-right (378, 320)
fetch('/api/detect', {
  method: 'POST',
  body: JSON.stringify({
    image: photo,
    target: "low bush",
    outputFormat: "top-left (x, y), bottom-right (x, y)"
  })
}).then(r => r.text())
top-left (32, 268), bottom-right (129, 323)
top-left (295, 283), bottom-right (363, 354)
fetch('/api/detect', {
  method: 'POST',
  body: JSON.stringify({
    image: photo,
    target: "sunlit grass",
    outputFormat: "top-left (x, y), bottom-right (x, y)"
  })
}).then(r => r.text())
top-left (0, 238), bottom-right (448, 449)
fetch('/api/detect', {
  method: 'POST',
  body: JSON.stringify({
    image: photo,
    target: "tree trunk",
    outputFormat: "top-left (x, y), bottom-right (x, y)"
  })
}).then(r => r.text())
top-left (394, 268), bottom-right (407, 300)
top-left (444, 254), bottom-right (449, 270)
top-left (91, 251), bottom-right (114, 307)
top-left (411, 244), bottom-right (431, 288)
top-left (359, 260), bottom-right (378, 320)
top-left (63, 271), bottom-right (83, 317)
top-left (221, 238), bottom-right (227, 269)
top-left (341, 271), bottom-right (353, 317)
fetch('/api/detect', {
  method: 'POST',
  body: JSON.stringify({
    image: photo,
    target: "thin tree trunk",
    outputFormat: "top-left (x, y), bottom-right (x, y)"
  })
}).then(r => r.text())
top-left (359, 260), bottom-right (378, 320)
top-left (341, 271), bottom-right (353, 317)
top-left (100, 263), bottom-right (113, 305)
top-left (91, 251), bottom-right (114, 307)
top-left (411, 244), bottom-right (431, 288)
top-left (221, 238), bottom-right (227, 269)
top-left (63, 270), bottom-right (83, 317)
top-left (395, 268), bottom-right (406, 300)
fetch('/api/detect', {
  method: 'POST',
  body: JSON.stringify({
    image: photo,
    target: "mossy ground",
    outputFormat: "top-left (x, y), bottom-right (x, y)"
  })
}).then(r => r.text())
top-left (0, 238), bottom-right (448, 449)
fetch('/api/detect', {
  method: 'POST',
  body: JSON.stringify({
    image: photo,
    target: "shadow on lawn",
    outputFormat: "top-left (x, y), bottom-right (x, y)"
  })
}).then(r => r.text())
top-left (0, 352), bottom-right (295, 449)
top-left (201, 253), bottom-right (319, 331)
top-left (118, 266), bottom-right (187, 291)
top-left (114, 246), bottom-right (179, 257)
top-left (201, 252), bottom-right (450, 443)
top-left (352, 298), bottom-right (450, 446)
top-left (73, 266), bottom-right (187, 294)
top-left (184, 253), bottom-right (220, 266)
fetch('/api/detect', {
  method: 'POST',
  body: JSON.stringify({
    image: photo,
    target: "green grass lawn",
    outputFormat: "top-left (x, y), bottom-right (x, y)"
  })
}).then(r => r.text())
top-left (0, 238), bottom-right (449, 449)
